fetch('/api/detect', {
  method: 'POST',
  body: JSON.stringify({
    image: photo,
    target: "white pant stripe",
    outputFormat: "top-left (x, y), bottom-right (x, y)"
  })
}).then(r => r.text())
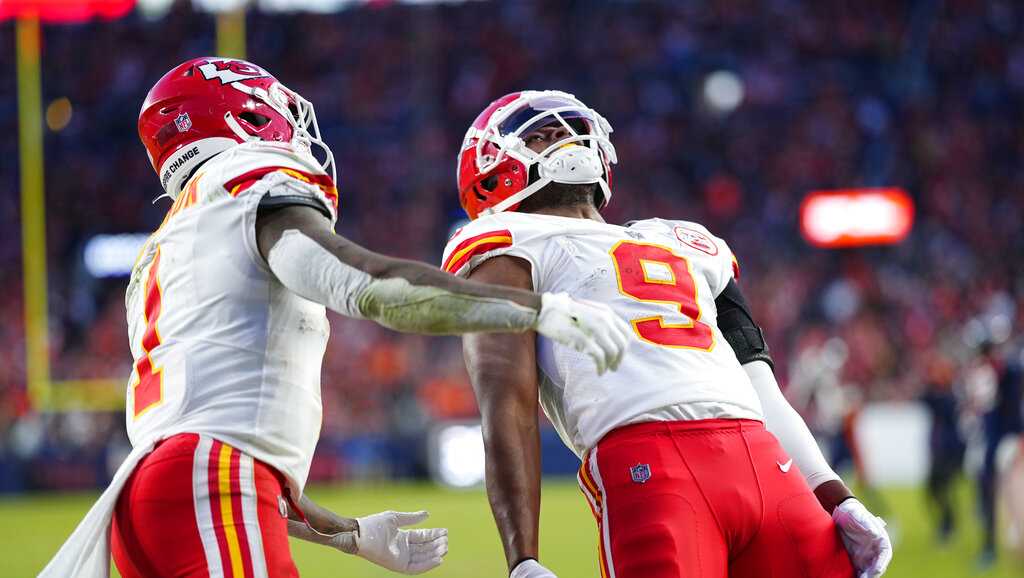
top-left (588, 446), bottom-right (617, 578)
top-left (577, 469), bottom-right (600, 517)
top-left (239, 453), bottom-right (269, 578)
top-left (192, 435), bottom-right (225, 578)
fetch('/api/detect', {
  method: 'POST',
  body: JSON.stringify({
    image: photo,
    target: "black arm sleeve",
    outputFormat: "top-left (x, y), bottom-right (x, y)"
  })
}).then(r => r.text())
top-left (257, 194), bottom-right (332, 219)
top-left (714, 278), bottom-right (774, 369)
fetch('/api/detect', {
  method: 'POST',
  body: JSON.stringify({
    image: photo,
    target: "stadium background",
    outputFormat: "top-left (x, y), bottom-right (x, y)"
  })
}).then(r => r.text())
top-left (1, 0), bottom-right (1023, 576)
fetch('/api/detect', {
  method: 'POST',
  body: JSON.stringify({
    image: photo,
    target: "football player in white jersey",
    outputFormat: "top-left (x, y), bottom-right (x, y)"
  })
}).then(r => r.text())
top-left (443, 91), bottom-right (893, 578)
top-left (42, 62), bottom-right (630, 578)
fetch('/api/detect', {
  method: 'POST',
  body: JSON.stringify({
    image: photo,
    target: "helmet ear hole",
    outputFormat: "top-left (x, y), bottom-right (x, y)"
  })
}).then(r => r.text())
top-left (238, 112), bottom-right (271, 127)
top-left (481, 175), bottom-right (498, 191)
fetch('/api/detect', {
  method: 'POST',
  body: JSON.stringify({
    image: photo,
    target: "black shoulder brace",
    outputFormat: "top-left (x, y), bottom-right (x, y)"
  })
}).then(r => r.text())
top-left (257, 194), bottom-right (332, 220)
top-left (714, 278), bottom-right (774, 369)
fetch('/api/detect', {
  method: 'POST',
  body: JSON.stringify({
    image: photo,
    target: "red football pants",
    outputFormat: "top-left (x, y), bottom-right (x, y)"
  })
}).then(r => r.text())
top-left (577, 419), bottom-right (854, 578)
top-left (111, 433), bottom-right (299, 578)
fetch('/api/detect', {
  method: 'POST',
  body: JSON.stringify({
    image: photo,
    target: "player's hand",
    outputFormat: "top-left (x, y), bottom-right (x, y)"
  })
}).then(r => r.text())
top-left (832, 498), bottom-right (892, 578)
top-left (354, 510), bottom-right (448, 574)
top-left (510, 559), bottom-right (557, 578)
top-left (535, 292), bottom-right (630, 375)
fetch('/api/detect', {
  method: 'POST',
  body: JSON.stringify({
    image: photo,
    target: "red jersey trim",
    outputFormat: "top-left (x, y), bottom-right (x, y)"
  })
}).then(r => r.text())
top-left (224, 166), bottom-right (339, 213)
top-left (443, 229), bottom-right (513, 274)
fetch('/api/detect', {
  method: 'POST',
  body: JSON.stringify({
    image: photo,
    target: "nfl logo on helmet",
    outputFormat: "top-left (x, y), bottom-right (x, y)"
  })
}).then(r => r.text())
top-left (174, 112), bottom-right (192, 133)
top-left (630, 463), bottom-right (651, 484)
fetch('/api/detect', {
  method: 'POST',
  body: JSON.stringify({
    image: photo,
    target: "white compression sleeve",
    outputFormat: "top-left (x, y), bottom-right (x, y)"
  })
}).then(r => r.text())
top-left (354, 276), bottom-right (539, 334)
top-left (266, 229), bottom-right (539, 334)
top-left (266, 229), bottom-right (372, 318)
top-left (744, 360), bottom-right (841, 490)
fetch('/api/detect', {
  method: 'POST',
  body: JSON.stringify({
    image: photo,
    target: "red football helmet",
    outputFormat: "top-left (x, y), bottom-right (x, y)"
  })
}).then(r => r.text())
top-left (457, 90), bottom-right (616, 220)
top-left (138, 57), bottom-right (334, 198)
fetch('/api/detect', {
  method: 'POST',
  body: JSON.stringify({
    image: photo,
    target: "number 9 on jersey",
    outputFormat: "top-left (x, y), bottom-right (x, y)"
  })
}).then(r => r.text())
top-left (609, 240), bottom-right (715, 350)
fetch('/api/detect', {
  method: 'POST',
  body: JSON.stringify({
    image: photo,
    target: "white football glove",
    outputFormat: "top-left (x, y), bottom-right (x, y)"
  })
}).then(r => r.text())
top-left (832, 498), bottom-right (892, 578)
top-left (510, 559), bottom-right (558, 578)
top-left (354, 510), bottom-right (448, 574)
top-left (535, 292), bottom-right (631, 375)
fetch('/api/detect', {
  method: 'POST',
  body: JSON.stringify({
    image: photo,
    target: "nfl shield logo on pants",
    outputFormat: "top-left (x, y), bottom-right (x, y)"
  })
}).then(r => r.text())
top-left (174, 112), bottom-right (192, 133)
top-left (630, 463), bottom-right (651, 484)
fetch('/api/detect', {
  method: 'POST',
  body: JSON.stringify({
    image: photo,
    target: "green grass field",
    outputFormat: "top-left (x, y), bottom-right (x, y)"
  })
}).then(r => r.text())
top-left (4, 480), bottom-right (1021, 577)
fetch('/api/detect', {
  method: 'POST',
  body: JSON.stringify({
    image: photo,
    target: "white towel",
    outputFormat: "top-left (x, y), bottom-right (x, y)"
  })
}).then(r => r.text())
top-left (38, 439), bottom-right (157, 578)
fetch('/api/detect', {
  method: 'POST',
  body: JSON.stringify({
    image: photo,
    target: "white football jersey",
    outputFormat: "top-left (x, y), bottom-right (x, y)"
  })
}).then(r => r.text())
top-left (442, 212), bottom-right (764, 456)
top-left (124, 141), bottom-right (339, 494)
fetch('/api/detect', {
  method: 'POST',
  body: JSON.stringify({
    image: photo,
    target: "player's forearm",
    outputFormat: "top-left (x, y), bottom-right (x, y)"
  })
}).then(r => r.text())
top-left (354, 273), bottom-right (540, 335)
top-left (286, 495), bottom-right (360, 553)
top-left (744, 360), bottom-right (842, 492)
top-left (361, 255), bottom-right (541, 311)
top-left (481, 407), bottom-right (543, 570)
top-left (258, 208), bottom-right (545, 334)
top-left (287, 520), bottom-right (358, 553)
top-left (333, 241), bottom-right (546, 333)
top-left (465, 339), bottom-right (543, 570)
top-left (290, 494), bottom-right (359, 534)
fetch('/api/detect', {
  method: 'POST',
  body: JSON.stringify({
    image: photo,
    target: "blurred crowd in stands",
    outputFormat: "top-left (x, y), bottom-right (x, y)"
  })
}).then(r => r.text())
top-left (0, 0), bottom-right (1021, 527)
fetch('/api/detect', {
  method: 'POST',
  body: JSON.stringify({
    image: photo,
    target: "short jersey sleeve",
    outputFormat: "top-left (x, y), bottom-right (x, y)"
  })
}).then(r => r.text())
top-left (215, 143), bottom-right (339, 226)
top-left (709, 229), bottom-right (740, 293)
top-left (709, 231), bottom-right (740, 296)
top-left (196, 143), bottom-right (339, 274)
top-left (225, 166), bottom-right (338, 225)
top-left (440, 214), bottom-right (551, 290)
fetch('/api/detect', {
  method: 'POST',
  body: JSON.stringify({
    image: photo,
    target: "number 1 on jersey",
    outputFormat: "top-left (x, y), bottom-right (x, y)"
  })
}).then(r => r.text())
top-left (133, 246), bottom-right (165, 418)
top-left (609, 241), bottom-right (715, 350)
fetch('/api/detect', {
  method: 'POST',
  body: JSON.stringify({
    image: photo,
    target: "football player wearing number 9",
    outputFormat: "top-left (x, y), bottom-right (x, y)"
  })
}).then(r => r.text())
top-left (41, 62), bottom-right (631, 578)
top-left (444, 91), bottom-right (893, 578)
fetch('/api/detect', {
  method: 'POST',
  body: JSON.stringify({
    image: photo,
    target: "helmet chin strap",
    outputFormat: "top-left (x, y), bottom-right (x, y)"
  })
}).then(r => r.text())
top-left (484, 144), bottom-right (607, 216)
top-left (483, 176), bottom-right (552, 215)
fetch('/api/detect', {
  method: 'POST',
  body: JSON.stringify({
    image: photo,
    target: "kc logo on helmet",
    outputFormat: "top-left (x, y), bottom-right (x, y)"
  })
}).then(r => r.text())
top-left (174, 113), bottom-right (192, 133)
top-left (630, 463), bottom-right (651, 484)
top-left (197, 59), bottom-right (270, 85)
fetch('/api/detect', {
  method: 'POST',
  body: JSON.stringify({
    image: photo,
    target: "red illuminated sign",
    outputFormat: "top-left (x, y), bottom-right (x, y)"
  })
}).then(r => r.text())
top-left (800, 188), bottom-right (914, 248)
top-left (0, 0), bottom-right (135, 22)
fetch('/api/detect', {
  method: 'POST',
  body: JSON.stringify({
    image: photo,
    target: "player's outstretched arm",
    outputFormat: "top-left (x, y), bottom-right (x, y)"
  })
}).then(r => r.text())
top-left (715, 279), bottom-right (892, 577)
top-left (286, 495), bottom-right (448, 574)
top-left (461, 255), bottom-right (556, 577)
top-left (255, 205), bottom-right (628, 374)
